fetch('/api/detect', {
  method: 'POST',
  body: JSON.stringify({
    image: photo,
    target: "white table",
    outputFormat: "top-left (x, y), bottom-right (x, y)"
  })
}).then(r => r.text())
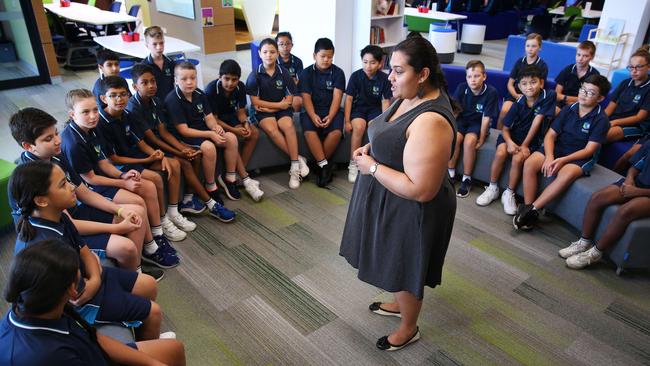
top-left (404, 7), bottom-right (467, 46)
top-left (549, 6), bottom-right (602, 19)
top-left (44, 2), bottom-right (137, 34)
top-left (93, 35), bottom-right (200, 59)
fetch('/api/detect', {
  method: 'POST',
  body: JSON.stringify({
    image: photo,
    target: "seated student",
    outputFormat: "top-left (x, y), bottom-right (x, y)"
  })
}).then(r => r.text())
top-left (514, 75), bottom-right (611, 230)
top-left (9, 108), bottom-right (149, 274)
top-left (9, 161), bottom-right (168, 341)
top-left (344, 44), bottom-right (392, 183)
top-left (604, 45), bottom-right (650, 142)
top-left (60, 89), bottom-right (180, 269)
top-left (97, 76), bottom-right (195, 241)
top-left (142, 25), bottom-right (177, 101)
top-left (246, 38), bottom-right (309, 189)
top-left (205, 60), bottom-right (265, 201)
top-left (299, 37), bottom-right (346, 187)
top-left (165, 61), bottom-right (243, 211)
top-left (560, 137), bottom-right (650, 269)
top-left (448, 60), bottom-right (499, 198)
top-left (0, 239), bottom-right (186, 366)
top-left (92, 49), bottom-right (125, 108)
top-left (555, 41), bottom-right (599, 109)
top-left (275, 31), bottom-right (304, 112)
top-left (127, 64), bottom-right (244, 217)
top-left (613, 135), bottom-right (650, 173)
top-left (496, 33), bottom-right (548, 129)
top-left (476, 65), bottom-right (556, 215)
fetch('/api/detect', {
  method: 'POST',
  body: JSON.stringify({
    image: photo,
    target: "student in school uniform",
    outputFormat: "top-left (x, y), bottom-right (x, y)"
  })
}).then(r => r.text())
top-left (60, 89), bottom-right (180, 269)
top-left (246, 38), bottom-right (309, 189)
top-left (92, 49), bottom-right (124, 108)
top-left (9, 161), bottom-right (169, 342)
top-left (276, 31), bottom-right (304, 112)
top-left (142, 25), bottom-right (177, 101)
top-left (0, 239), bottom-right (186, 366)
top-left (448, 60), bottom-right (499, 198)
top-left (554, 41), bottom-right (600, 109)
top-left (496, 33), bottom-right (548, 129)
top-left (475, 65), bottom-right (556, 215)
top-left (299, 37), bottom-right (346, 187)
top-left (344, 44), bottom-right (392, 183)
top-left (9, 107), bottom-right (151, 275)
top-left (514, 74), bottom-right (611, 230)
top-left (97, 76), bottom-right (195, 240)
top-left (604, 45), bottom-right (650, 142)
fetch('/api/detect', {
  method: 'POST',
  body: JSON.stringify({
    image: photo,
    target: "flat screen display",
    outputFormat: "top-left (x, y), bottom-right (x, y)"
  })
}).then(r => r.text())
top-left (157, 0), bottom-right (195, 20)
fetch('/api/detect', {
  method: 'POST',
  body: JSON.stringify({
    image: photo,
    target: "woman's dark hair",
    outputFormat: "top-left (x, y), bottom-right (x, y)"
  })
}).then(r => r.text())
top-left (219, 59), bottom-right (242, 77)
top-left (259, 37), bottom-right (278, 51)
top-left (360, 45), bottom-right (383, 62)
top-left (4, 239), bottom-right (79, 314)
top-left (394, 32), bottom-right (449, 93)
top-left (10, 160), bottom-right (55, 242)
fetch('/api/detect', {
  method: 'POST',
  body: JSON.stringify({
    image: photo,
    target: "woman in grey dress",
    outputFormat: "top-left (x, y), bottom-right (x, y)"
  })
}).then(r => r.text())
top-left (339, 34), bottom-right (457, 351)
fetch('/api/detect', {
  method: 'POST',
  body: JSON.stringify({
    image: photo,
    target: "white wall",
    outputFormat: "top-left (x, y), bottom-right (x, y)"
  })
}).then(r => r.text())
top-left (597, 0), bottom-right (650, 66)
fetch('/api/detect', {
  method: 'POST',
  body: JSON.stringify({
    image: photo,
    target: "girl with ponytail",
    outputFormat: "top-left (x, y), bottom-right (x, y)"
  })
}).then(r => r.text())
top-left (0, 239), bottom-right (186, 365)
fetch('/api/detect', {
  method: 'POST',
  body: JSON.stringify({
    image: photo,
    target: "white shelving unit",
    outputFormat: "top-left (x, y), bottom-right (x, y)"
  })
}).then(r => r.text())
top-left (587, 28), bottom-right (630, 78)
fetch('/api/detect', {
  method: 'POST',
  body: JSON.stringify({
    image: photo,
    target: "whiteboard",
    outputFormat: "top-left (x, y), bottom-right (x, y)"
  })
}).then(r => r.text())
top-left (157, 0), bottom-right (195, 20)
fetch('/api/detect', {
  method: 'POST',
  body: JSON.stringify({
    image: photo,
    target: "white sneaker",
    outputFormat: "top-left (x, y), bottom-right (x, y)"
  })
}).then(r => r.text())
top-left (501, 189), bottom-right (517, 216)
top-left (169, 213), bottom-right (196, 232)
top-left (348, 162), bottom-right (358, 183)
top-left (566, 246), bottom-right (602, 269)
top-left (298, 155), bottom-right (310, 177)
top-left (159, 331), bottom-right (176, 339)
top-left (476, 185), bottom-right (500, 206)
top-left (161, 216), bottom-right (187, 241)
top-left (289, 168), bottom-right (301, 189)
top-left (244, 179), bottom-right (264, 201)
top-left (559, 238), bottom-right (592, 259)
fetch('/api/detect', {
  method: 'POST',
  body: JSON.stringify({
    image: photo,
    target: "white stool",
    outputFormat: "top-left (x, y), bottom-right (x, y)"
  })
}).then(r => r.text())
top-left (429, 28), bottom-right (457, 64)
top-left (460, 24), bottom-right (486, 54)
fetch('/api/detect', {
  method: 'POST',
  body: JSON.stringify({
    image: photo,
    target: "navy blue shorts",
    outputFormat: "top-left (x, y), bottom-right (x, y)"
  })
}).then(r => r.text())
top-left (536, 145), bottom-right (595, 174)
top-left (96, 267), bottom-right (151, 323)
top-left (181, 136), bottom-right (208, 149)
top-left (622, 125), bottom-right (648, 139)
top-left (350, 107), bottom-right (382, 122)
top-left (457, 119), bottom-right (481, 135)
top-left (636, 135), bottom-right (650, 145)
top-left (503, 95), bottom-right (518, 103)
top-left (69, 203), bottom-right (114, 250)
top-left (91, 185), bottom-right (119, 200)
top-left (301, 110), bottom-right (344, 139)
top-left (218, 113), bottom-right (240, 127)
top-left (117, 164), bottom-right (145, 173)
top-left (496, 134), bottom-right (539, 152)
top-left (255, 108), bottom-right (293, 123)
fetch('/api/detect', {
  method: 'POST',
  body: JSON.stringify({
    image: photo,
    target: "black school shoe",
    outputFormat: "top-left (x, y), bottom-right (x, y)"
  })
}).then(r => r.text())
top-left (369, 302), bottom-right (402, 318)
top-left (317, 163), bottom-right (333, 187)
top-left (513, 204), bottom-right (539, 231)
top-left (376, 327), bottom-right (420, 351)
top-left (141, 266), bottom-right (165, 282)
top-left (207, 188), bottom-right (224, 205)
top-left (456, 178), bottom-right (471, 198)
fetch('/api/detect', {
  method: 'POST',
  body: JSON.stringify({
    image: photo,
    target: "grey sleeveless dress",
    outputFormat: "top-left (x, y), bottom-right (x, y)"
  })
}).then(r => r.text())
top-left (339, 93), bottom-right (457, 300)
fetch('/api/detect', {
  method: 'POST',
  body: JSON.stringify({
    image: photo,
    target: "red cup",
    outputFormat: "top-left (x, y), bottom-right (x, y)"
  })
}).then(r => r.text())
top-left (423, 7), bottom-right (429, 13)
top-left (132, 32), bottom-right (140, 41)
top-left (121, 33), bottom-right (133, 42)
top-left (60, 0), bottom-right (71, 7)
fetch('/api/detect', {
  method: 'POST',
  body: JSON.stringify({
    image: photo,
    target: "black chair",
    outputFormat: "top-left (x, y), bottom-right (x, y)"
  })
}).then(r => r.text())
top-left (552, 14), bottom-right (577, 41)
top-left (526, 12), bottom-right (553, 39)
top-left (53, 14), bottom-right (98, 69)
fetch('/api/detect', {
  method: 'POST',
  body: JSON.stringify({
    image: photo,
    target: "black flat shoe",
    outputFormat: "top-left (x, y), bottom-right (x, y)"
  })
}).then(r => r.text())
top-left (369, 302), bottom-right (401, 318)
top-left (376, 327), bottom-right (420, 351)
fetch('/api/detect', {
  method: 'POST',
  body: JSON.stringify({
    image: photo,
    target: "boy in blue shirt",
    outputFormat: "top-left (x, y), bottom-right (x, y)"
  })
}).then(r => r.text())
top-left (476, 65), bottom-right (556, 215)
top-left (97, 76), bottom-right (197, 238)
top-left (604, 46), bottom-right (650, 142)
top-left (143, 25), bottom-right (177, 101)
top-left (92, 49), bottom-right (124, 108)
top-left (276, 31), bottom-right (304, 112)
top-left (344, 44), bottom-right (392, 183)
top-left (555, 41), bottom-right (600, 109)
top-left (514, 75), bottom-right (611, 230)
top-left (299, 38), bottom-right (346, 187)
top-left (448, 60), bottom-right (499, 197)
top-left (60, 88), bottom-right (179, 269)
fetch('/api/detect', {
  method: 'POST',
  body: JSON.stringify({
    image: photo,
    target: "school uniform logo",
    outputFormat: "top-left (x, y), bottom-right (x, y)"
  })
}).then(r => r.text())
top-left (289, 67), bottom-right (295, 74)
top-left (581, 121), bottom-right (591, 133)
top-left (275, 80), bottom-right (284, 89)
top-left (152, 112), bottom-right (157, 121)
top-left (125, 124), bottom-right (131, 135)
top-left (476, 103), bottom-right (484, 112)
top-left (326, 80), bottom-right (333, 90)
top-left (534, 106), bottom-right (541, 114)
top-left (229, 99), bottom-right (237, 108)
top-left (197, 103), bottom-right (204, 113)
top-left (633, 94), bottom-right (641, 103)
top-left (165, 68), bottom-right (172, 77)
top-left (94, 144), bottom-right (102, 156)
top-left (372, 86), bottom-right (380, 95)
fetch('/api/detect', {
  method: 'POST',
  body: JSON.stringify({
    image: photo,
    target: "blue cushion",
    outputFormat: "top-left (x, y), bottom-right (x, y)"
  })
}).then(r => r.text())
top-left (503, 35), bottom-right (577, 80)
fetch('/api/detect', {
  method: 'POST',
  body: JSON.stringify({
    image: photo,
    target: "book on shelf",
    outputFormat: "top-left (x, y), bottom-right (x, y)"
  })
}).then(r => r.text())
top-left (370, 25), bottom-right (386, 45)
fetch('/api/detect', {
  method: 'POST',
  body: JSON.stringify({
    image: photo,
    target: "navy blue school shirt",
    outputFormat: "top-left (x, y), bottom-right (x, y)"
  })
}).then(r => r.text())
top-left (299, 64), bottom-right (346, 111)
top-left (0, 310), bottom-right (107, 366)
top-left (555, 64), bottom-right (600, 97)
top-left (509, 56), bottom-right (548, 93)
top-left (629, 139), bottom-right (650, 188)
top-left (550, 103), bottom-right (609, 155)
top-left (92, 75), bottom-right (105, 108)
top-left (345, 69), bottom-right (392, 111)
top-left (205, 79), bottom-right (247, 118)
top-left (277, 54), bottom-right (304, 80)
top-left (165, 85), bottom-right (213, 131)
top-left (246, 64), bottom-right (296, 103)
top-left (61, 121), bottom-right (109, 177)
top-left (142, 54), bottom-right (177, 101)
top-left (610, 78), bottom-right (650, 125)
top-left (97, 108), bottom-right (144, 158)
top-left (127, 92), bottom-right (166, 139)
top-left (503, 89), bottom-right (556, 141)
top-left (453, 82), bottom-right (499, 126)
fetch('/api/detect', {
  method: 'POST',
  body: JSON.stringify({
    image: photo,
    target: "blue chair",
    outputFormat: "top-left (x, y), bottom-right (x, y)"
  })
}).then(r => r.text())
top-left (578, 24), bottom-right (597, 42)
top-left (127, 5), bottom-right (140, 32)
top-left (110, 1), bottom-right (122, 13)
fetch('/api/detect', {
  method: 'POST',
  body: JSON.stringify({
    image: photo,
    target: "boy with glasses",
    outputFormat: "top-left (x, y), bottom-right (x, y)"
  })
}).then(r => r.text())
top-left (276, 31), bottom-right (304, 112)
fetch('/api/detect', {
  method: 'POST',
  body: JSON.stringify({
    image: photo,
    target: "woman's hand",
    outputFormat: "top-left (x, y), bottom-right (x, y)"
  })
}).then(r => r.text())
top-left (352, 144), bottom-right (370, 159)
top-left (354, 151), bottom-right (377, 175)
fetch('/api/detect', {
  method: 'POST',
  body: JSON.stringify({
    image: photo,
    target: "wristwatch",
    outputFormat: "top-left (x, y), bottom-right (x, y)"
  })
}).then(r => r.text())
top-left (369, 162), bottom-right (380, 177)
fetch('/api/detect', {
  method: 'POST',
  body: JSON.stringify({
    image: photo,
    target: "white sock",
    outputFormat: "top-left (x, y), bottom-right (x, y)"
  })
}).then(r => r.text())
top-left (448, 169), bottom-right (455, 178)
top-left (225, 172), bottom-right (237, 183)
top-left (489, 182), bottom-right (498, 189)
top-left (206, 182), bottom-right (217, 191)
top-left (579, 237), bottom-right (593, 245)
top-left (242, 176), bottom-right (252, 185)
top-left (144, 240), bottom-right (159, 255)
top-left (462, 174), bottom-right (471, 182)
top-left (136, 266), bottom-right (142, 273)
top-left (290, 160), bottom-right (300, 170)
top-left (317, 159), bottom-right (328, 168)
top-left (349, 159), bottom-right (356, 165)
top-left (167, 204), bottom-right (179, 217)
top-left (183, 194), bottom-right (193, 204)
top-left (205, 198), bottom-right (217, 210)
top-left (151, 225), bottom-right (163, 237)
